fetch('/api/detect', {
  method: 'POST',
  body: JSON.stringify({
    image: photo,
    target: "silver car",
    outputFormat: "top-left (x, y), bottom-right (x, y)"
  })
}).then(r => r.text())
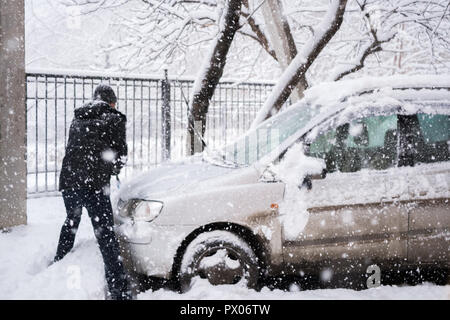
top-left (114, 77), bottom-right (450, 290)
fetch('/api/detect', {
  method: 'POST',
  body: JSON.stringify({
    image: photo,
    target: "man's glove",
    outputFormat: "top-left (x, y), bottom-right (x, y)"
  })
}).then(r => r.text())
top-left (111, 155), bottom-right (127, 176)
top-left (112, 166), bottom-right (121, 176)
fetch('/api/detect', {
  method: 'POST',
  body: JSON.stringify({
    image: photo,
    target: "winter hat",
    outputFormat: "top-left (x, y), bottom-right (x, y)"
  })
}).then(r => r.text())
top-left (93, 84), bottom-right (117, 104)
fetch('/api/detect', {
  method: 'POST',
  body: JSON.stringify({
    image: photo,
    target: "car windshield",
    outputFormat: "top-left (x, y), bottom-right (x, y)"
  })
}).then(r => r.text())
top-left (205, 103), bottom-right (323, 167)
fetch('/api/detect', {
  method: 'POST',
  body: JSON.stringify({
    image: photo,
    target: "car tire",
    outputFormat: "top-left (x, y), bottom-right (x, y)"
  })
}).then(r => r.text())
top-left (178, 230), bottom-right (260, 292)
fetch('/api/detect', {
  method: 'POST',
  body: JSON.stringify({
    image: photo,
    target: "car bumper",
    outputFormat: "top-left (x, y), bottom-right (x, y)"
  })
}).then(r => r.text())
top-left (115, 219), bottom-right (193, 279)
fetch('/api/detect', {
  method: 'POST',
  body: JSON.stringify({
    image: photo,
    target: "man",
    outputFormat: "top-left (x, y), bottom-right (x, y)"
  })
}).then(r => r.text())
top-left (55, 84), bottom-right (131, 300)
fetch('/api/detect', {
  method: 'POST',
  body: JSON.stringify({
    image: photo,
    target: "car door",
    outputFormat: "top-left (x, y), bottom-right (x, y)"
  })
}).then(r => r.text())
top-left (282, 112), bottom-right (409, 271)
top-left (397, 112), bottom-right (450, 265)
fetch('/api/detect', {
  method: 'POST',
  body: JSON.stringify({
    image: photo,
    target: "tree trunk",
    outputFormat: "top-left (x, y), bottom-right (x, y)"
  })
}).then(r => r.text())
top-left (251, 0), bottom-right (348, 129)
top-left (186, 0), bottom-right (242, 155)
top-left (261, 0), bottom-right (307, 102)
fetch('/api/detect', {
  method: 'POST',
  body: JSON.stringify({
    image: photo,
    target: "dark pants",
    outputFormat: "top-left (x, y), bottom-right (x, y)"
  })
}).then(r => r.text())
top-left (55, 189), bottom-right (130, 300)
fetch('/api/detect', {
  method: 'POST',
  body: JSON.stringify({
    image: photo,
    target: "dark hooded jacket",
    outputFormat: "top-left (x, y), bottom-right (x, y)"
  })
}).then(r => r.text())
top-left (59, 100), bottom-right (127, 191)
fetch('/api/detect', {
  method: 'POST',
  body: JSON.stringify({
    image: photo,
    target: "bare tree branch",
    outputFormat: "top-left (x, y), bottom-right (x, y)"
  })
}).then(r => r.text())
top-left (240, 0), bottom-right (278, 61)
top-left (329, 9), bottom-right (396, 81)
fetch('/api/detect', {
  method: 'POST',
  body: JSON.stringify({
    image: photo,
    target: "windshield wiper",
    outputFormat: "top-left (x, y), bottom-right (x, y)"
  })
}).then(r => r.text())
top-left (202, 150), bottom-right (240, 168)
top-left (178, 83), bottom-right (210, 152)
top-left (177, 82), bottom-right (243, 168)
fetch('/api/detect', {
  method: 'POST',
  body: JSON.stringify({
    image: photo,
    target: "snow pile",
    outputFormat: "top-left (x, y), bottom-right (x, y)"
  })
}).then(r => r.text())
top-left (0, 197), bottom-right (106, 299)
top-left (140, 277), bottom-right (450, 300)
top-left (271, 143), bottom-right (325, 240)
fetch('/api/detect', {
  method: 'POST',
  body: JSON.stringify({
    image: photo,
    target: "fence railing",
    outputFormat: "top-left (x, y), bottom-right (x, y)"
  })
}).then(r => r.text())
top-left (26, 70), bottom-right (280, 196)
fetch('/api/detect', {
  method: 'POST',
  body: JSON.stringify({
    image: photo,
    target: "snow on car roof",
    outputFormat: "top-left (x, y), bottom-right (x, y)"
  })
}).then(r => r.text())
top-left (254, 75), bottom-right (450, 168)
top-left (273, 74), bottom-right (450, 130)
top-left (301, 74), bottom-right (450, 107)
top-left (259, 74), bottom-right (450, 137)
top-left (259, 74), bottom-right (450, 138)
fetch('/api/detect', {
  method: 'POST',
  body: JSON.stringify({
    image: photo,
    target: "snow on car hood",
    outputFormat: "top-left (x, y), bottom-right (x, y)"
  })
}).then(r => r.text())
top-left (118, 157), bottom-right (236, 201)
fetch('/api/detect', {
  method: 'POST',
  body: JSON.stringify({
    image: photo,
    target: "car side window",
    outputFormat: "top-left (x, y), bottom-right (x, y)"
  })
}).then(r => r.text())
top-left (306, 114), bottom-right (398, 173)
top-left (399, 113), bottom-right (450, 166)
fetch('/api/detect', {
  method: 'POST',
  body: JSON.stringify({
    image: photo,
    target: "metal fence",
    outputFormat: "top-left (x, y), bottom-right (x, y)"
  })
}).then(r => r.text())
top-left (26, 70), bottom-right (278, 196)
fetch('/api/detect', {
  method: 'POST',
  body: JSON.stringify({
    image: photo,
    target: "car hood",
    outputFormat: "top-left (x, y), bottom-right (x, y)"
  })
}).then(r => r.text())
top-left (118, 157), bottom-right (240, 201)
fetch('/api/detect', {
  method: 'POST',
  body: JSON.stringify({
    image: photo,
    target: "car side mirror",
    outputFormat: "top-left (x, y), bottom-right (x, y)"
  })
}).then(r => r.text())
top-left (299, 169), bottom-right (327, 190)
top-left (259, 167), bottom-right (279, 183)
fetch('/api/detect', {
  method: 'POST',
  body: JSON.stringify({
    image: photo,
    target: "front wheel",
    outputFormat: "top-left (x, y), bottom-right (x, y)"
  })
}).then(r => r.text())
top-left (178, 230), bottom-right (260, 292)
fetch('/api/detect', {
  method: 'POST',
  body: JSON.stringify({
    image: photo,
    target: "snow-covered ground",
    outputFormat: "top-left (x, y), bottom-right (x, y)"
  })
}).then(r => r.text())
top-left (0, 196), bottom-right (448, 300)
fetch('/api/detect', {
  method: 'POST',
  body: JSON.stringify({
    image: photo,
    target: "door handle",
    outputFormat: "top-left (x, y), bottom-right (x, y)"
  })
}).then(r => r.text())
top-left (408, 190), bottom-right (428, 197)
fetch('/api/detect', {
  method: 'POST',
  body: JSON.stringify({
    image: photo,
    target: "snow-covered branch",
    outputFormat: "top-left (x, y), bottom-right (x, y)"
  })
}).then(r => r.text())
top-left (38, 0), bottom-right (449, 84)
top-left (240, 0), bottom-right (278, 61)
top-left (328, 7), bottom-right (396, 81)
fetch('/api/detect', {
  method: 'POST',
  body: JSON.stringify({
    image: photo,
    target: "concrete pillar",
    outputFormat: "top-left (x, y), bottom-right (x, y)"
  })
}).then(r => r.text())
top-left (0, 0), bottom-right (27, 229)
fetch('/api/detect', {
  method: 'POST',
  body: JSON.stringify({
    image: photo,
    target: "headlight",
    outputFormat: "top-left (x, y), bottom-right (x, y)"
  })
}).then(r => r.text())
top-left (117, 199), bottom-right (130, 218)
top-left (117, 199), bottom-right (127, 214)
top-left (133, 200), bottom-right (164, 222)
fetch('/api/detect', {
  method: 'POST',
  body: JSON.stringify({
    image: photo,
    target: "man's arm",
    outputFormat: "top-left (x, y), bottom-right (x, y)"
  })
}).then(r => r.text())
top-left (110, 114), bottom-right (128, 175)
